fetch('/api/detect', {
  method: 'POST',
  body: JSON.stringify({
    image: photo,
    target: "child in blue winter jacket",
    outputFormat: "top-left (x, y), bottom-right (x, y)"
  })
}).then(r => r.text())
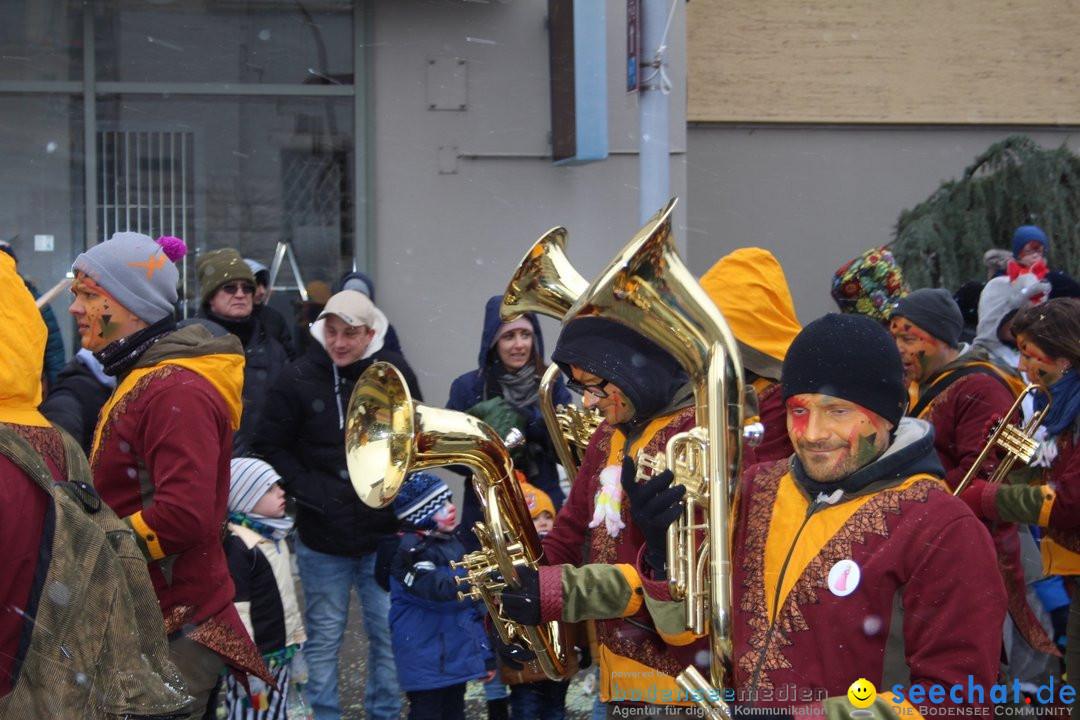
top-left (386, 472), bottom-right (495, 720)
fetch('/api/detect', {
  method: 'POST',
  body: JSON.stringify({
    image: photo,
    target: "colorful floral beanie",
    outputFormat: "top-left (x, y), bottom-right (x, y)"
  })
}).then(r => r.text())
top-left (830, 246), bottom-right (910, 322)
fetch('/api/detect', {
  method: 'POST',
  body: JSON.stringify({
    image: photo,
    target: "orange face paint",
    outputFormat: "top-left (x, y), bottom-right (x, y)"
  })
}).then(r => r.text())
top-left (889, 317), bottom-right (947, 384)
top-left (69, 272), bottom-right (128, 351)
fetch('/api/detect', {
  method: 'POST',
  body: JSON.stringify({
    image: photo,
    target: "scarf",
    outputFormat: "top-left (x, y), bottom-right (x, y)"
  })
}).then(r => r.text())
top-left (205, 309), bottom-right (255, 346)
top-left (496, 362), bottom-right (540, 411)
top-left (1036, 370), bottom-right (1080, 437)
top-left (229, 511), bottom-right (294, 542)
top-left (95, 316), bottom-right (177, 378)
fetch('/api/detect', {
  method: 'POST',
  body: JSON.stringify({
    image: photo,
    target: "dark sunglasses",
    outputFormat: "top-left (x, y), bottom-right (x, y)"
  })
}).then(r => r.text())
top-left (565, 378), bottom-right (611, 398)
top-left (221, 282), bottom-right (256, 296)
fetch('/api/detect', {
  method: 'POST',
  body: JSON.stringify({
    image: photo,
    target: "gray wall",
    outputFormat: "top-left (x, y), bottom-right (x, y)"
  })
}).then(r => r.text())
top-left (685, 126), bottom-right (1080, 327)
top-left (370, 0), bottom-right (687, 407)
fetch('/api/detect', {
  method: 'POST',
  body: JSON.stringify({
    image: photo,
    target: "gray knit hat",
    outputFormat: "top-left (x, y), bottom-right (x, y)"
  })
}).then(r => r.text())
top-left (889, 288), bottom-right (965, 347)
top-left (72, 232), bottom-right (184, 324)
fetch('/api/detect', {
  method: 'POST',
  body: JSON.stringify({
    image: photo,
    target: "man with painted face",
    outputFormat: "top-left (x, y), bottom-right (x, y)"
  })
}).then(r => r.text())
top-left (728, 313), bottom-right (1004, 716)
top-left (498, 316), bottom-right (708, 718)
top-left (254, 289), bottom-right (420, 720)
top-left (68, 232), bottom-right (271, 716)
top-left (888, 289), bottom-right (1056, 662)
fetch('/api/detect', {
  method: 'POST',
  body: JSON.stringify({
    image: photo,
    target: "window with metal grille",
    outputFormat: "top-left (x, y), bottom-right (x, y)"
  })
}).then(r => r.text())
top-left (96, 130), bottom-right (194, 243)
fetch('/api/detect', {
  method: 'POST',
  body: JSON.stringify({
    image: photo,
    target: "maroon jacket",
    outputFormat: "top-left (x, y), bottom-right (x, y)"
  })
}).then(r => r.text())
top-left (0, 425), bottom-right (58, 696)
top-left (90, 327), bottom-right (268, 681)
top-left (733, 421), bottom-right (1005, 710)
top-left (917, 361), bottom-right (1056, 655)
top-left (916, 369), bottom-right (1016, 491)
top-left (542, 406), bottom-right (710, 690)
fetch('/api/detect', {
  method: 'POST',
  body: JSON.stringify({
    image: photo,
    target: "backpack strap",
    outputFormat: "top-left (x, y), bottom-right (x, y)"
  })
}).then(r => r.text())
top-left (0, 424), bottom-right (58, 494)
top-left (911, 363), bottom-right (1019, 418)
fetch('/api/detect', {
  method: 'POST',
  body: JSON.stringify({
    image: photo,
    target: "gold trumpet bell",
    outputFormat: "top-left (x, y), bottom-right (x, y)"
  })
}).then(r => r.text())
top-left (345, 361), bottom-right (572, 681)
top-left (345, 362), bottom-right (413, 508)
top-left (345, 362), bottom-right (514, 508)
top-left (501, 226), bottom-right (588, 322)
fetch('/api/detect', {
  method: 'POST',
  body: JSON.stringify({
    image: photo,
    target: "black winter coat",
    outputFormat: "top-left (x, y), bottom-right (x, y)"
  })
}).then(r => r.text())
top-left (254, 339), bottom-right (422, 557)
top-left (39, 352), bottom-right (113, 455)
top-left (199, 306), bottom-right (292, 456)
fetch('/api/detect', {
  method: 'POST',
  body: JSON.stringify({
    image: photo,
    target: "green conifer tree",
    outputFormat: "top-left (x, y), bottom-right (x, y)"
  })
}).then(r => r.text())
top-left (892, 134), bottom-right (1080, 289)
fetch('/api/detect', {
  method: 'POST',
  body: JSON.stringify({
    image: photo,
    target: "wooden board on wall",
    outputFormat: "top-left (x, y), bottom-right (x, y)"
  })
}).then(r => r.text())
top-left (688, 1), bottom-right (1080, 125)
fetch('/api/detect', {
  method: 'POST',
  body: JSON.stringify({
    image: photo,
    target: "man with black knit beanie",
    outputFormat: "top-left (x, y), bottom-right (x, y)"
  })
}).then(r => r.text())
top-left (889, 291), bottom-right (1057, 663)
top-left (724, 312), bottom-right (1005, 716)
top-left (498, 316), bottom-right (709, 718)
top-left (69, 231), bottom-right (271, 715)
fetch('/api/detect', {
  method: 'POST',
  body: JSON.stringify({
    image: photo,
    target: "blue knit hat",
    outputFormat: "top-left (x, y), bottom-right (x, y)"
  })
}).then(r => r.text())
top-left (1012, 225), bottom-right (1048, 259)
top-left (393, 472), bottom-right (452, 529)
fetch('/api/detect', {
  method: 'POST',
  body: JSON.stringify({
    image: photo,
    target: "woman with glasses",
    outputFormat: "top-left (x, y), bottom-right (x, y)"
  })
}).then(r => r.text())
top-left (498, 316), bottom-right (706, 718)
top-left (196, 247), bottom-right (293, 455)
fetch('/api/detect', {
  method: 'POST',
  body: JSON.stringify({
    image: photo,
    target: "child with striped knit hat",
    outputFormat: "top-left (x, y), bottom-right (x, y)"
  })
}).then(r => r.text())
top-left (222, 457), bottom-right (307, 719)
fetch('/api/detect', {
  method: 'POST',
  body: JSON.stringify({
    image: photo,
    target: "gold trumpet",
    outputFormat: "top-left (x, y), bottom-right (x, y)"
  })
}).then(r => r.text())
top-left (344, 362), bottom-right (571, 681)
top-left (563, 198), bottom-right (744, 715)
top-left (953, 383), bottom-right (1052, 496)
top-left (501, 226), bottom-right (600, 480)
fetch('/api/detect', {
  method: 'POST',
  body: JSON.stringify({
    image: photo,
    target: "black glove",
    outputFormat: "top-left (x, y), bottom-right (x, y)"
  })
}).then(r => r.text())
top-left (621, 456), bottom-right (686, 576)
top-left (576, 643), bottom-right (592, 670)
top-left (498, 565), bottom-right (541, 626)
top-left (490, 630), bottom-right (536, 671)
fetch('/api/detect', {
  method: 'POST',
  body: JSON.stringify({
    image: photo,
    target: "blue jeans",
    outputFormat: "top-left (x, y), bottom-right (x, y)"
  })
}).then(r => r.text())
top-left (509, 680), bottom-right (569, 720)
top-left (296, 537), bottom-right (401, 720)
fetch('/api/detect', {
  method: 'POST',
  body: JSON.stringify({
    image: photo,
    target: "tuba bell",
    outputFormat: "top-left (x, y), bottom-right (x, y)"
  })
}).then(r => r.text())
top-left (501, 226), bottom-right (600, 480)
top-left (953, 383), bottom-right (1052, 496)
top-left (564, 198), bottom-right (744, 716)
top-left (344, 362), bottom-right (572, 681)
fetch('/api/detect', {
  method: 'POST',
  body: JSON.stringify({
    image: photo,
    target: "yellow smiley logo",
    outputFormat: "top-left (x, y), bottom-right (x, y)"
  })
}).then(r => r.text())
top-left (847, 678), bottom-right (876, 709)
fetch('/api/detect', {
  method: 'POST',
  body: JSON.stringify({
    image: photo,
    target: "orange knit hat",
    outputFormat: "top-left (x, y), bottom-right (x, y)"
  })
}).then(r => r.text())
top-left (519, 481), bottom-right (555, 519)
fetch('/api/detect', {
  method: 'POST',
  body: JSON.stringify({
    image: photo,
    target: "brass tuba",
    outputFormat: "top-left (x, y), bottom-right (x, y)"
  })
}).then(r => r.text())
top-left (344, 362), bottom-right (571, 681)
top-left (953, 383), bottom-right (1052, 496)
top-left (501, 226), bottom-right (600, 480)
top-left (563, 198), bottom-right (744, 715)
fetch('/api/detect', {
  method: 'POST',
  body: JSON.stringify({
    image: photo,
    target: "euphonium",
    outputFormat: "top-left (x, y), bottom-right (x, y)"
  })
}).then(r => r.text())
top-left (564, 197), bottom-right (744, 713)
top-left (344, 361), bottom-right (571, 681)
top-left (501, 226), bottom-right (600, 480)
top-left (953, 383), bottom-right (1052, 496)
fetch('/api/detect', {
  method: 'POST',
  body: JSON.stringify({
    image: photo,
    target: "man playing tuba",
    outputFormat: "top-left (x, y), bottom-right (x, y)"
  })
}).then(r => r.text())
top-left (498, 316), bottom-right (707, 718)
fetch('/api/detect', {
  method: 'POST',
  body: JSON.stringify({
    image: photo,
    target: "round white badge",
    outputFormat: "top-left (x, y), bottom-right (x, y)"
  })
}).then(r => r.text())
top-left (827, 559), bottom-right (861, 597)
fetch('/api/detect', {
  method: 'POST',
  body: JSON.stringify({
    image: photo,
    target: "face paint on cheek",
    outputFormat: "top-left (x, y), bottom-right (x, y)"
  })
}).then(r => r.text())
top-left (853, 432), bottom-right (881, 466)
top-left (786, 398), bottom-right (810, 440)
top-left (99, 313), bottom-right (121, 339)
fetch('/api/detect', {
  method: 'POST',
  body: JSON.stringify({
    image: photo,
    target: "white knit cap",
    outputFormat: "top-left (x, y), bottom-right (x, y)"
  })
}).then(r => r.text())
top-left (229, 457), bottom-right (282, 514)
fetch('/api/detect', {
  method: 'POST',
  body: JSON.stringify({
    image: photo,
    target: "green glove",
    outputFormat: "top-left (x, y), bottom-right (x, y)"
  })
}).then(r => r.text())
top-left (466, 397), bottom-right (527, 464)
